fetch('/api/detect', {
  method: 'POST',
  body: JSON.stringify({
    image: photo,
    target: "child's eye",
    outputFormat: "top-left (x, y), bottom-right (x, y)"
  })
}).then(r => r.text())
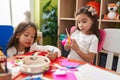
top-left (31, 35), bottom-right (35, 38)
top-left (24, 34), bottom-right (28, 37)
top-left (82, 20), bottom-right (87, 23)
top-left (77, 20), bottom-right (80, 24)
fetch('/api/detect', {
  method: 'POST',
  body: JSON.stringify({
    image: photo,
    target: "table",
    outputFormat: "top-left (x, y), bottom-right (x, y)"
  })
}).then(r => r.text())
top-left (8, 56), bottom-right (120, 80)
top-left (9, 56), bottom-right (85, 80)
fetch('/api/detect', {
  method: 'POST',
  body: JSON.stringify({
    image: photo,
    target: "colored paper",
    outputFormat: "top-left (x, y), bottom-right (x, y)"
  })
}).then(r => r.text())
top-left (53, 72), bottom-right (77, 80)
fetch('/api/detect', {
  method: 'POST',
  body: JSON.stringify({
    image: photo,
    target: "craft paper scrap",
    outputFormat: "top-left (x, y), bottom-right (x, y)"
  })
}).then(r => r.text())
top-left (74, 64), bottom-right (120, 80)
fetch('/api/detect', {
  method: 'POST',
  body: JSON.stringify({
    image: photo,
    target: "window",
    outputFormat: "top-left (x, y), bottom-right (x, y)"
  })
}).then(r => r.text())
top-left (0, 0), bottom-right (30, 27)
top-left (0, 0), bottom-right (11, 25)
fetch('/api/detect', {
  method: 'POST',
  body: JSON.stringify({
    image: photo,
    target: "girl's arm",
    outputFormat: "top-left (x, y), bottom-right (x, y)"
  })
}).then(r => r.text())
top-left (7, 47), bottom-right (17, 58)
top-left (30, 43), bottom-right (61, 57)
top-left (46, 50), bottom-right (58, 60)
top-left (0, 56), bottom-right (6, 61)
top-left (0, 50), bottom-right (6, 61)
top-left (64, 41), bottom-right (71, 51)
top-left (70, 39), bottom-right (96, 63)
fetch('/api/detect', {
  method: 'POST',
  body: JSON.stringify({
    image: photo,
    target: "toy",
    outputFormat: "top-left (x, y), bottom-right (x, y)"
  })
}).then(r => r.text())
top-left (85, 1), bottom-right (100, 17)
top-left (103, 2), bottom-right (120, 20)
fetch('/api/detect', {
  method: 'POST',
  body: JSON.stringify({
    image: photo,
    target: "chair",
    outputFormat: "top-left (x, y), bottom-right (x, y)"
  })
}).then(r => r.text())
top-left (102, 29), bottom-right (120, 73)
top-left (95, 29), bottom-right (106, 65)
top-left (0, 25), bottom-right (14, 56)
top-left (70, 26), bottom-right (76, 34)
top-left (97, 29), bottom-right (106, 52)
top-left (37, 30), bottom-right (43, 45)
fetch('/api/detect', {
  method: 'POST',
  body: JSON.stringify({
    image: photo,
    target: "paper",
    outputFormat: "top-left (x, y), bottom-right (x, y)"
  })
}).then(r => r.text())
top-left (74, 64), bottom-right (120, 80)
top-left (53, 72), bottom-right (77, 80)
top-left (54, 69), bottom-right (66, 75)
top-left (60, 61), bottom-right (80, 67)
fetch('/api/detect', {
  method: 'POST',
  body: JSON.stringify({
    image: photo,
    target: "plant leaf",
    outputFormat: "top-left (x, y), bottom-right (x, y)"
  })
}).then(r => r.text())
top-left (43, 0), bottom-right (52, 12)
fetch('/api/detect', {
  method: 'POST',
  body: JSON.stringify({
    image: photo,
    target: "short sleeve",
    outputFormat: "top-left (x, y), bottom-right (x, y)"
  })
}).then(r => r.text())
top-left (89, 36), bottom-right (98, 53)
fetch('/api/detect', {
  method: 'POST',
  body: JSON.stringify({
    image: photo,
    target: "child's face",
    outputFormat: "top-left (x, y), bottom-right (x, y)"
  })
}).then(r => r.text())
top-left (76, 13), bottom-right (93, 34)
top-left (18, 26), bottom-right (36, 48)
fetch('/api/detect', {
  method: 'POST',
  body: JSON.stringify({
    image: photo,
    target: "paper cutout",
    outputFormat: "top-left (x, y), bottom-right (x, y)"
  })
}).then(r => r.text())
top-left (60, 61), bottom-right (79, 67)
top-left (53, 72), bottom-right (77, 80)
top-left (54, 69), bottom-right (66, 75)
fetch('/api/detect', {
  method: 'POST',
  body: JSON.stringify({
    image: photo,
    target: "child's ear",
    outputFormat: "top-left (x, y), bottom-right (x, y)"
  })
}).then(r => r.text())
top-left (16, 36), bottom-right (19, 38)
top-left (16, 33), bottom-right (20, 38)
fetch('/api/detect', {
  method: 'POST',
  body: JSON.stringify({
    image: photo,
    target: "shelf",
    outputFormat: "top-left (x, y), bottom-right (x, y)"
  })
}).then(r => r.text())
top-left (58, 20), bottom-right (75, 34)
top-left (60, 18), bottom-right (75, 20)
top-left (77, 0), bottom-right (91, 9)
top-left (59, 0), bottom-right (76, 18)
top-left (99, 19), bottom-right (120, 23)
top-left (58, 0), bottom-right (120, 50)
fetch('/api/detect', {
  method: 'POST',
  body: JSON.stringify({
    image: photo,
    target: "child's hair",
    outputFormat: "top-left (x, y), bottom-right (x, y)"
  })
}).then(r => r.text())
top-left (7, 21), bottom-right (37, 55)
top-left (75, 6), bottom-right (100, 41)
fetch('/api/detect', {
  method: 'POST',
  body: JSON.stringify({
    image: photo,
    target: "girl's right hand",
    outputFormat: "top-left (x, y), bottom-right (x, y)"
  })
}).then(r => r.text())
top-left (46, 50), bottom-right (58, 61)
top-left (64, 40), bottom-right (71, 51)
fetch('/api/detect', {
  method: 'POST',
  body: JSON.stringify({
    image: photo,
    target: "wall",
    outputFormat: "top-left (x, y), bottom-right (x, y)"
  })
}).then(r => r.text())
top-left (31, 0), bottom-right (40, 30)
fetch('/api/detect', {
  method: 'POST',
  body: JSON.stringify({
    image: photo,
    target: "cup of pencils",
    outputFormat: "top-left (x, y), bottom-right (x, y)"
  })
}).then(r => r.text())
top-left (0, 50), bottom-right (12, 80)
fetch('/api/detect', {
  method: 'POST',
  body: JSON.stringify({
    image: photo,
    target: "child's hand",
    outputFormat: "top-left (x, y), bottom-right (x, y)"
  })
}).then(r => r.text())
top-left (0, 50), bottom-right (6, 61)
top-left (47, 50), bottom-right (58, 61)
top-left (70, 39), bottom-right (79, 51)
top-left (0, 56), bottom-right (6, 62)
top-left (67, 36), bottom-right (71, 45)
top-left (64, 39), bottom-right (71, 51)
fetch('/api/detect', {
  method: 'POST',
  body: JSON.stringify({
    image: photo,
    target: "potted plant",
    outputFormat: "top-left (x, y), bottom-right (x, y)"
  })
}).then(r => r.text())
top-left (40, 0), bottom-right (58, 46)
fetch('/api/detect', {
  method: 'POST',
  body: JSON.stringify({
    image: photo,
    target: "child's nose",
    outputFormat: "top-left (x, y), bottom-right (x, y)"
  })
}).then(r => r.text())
top-left (79, 23), bottom-right (83, 27)
top-left (28, 36), bottom-right (33, 40)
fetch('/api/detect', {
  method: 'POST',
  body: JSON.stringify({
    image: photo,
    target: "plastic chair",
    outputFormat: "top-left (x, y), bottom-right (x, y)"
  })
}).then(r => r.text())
top-left (37, 30), bottom-right (43, 45)
top-left (70, 26), bottom-right (76, 34)
top-left (95, 29), bottom-right (106, 65)
top-left (0, 25), bottom-right (14, 56)
top-left (102, 29), bottom-right (120, 73)
top-left (97, 29), bottom-right (106, 52)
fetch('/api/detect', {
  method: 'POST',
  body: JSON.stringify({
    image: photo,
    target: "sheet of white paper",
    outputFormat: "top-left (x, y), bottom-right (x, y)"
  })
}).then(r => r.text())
top-left (74, 64), bottom-right (120, 80)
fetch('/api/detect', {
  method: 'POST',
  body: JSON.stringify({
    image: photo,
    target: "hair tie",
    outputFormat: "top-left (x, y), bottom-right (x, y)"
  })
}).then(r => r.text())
top-left (88, 7), bottom-right (97, 16)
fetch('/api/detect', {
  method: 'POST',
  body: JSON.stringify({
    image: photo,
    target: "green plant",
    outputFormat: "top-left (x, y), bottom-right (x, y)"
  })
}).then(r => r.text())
top-left (40, 0), bottom-right (58, 46)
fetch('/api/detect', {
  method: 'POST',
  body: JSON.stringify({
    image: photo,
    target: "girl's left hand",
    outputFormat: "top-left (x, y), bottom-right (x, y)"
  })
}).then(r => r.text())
top-left (70, 39), bottom-right (79, 51)
top-left (46, 50), bottom-right (58, 60)
top-left (0, 56), bottom-right (6, 62)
